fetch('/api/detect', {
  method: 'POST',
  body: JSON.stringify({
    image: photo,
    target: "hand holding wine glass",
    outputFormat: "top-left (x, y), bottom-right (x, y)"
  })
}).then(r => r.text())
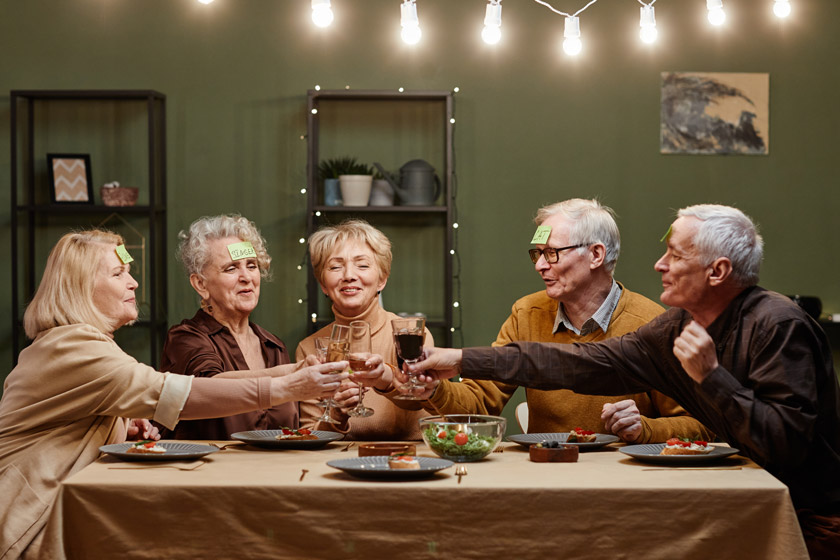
top-left (346, 320), bottom-right (374, 418)
top-left (314, 325), bottom-right (350, 424)
top-left (391, 316), bottom-right (427, 400)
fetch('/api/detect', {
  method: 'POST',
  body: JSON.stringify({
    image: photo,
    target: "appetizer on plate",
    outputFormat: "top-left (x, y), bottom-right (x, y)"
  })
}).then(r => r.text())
top-left (566, 427), bottom-right (597, 443)
top-left (126, 440), bottom-right (167, 454)
top-left (388, 454), bottom-right (420, 470)
top-left (274, 427), bottom-right (318, 441)
top-left (661, 437), bottom-right (713, 455)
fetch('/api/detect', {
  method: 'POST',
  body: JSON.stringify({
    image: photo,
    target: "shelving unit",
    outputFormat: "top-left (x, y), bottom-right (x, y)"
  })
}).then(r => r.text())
top-left (10, 90), bottom-right (167, 366)
top-left (305, 89), bottom-right (454, 346)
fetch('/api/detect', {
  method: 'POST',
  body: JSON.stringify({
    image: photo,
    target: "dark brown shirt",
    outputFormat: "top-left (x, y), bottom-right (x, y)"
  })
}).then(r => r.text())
top-left (160, 309), bottom-right (298, 440)
top-left (463, 286), bottom-right (840, 512)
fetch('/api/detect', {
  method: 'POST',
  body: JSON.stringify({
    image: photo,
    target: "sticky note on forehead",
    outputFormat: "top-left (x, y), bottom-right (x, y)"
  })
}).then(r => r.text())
top-left (530, 225), bottom-right (552, 244)
top-left (227, 241), bottom-right (256, 261)
top-left (115, 245), bottom-right (134, 264)
top-left (660, 225), bottom-right (672, 243)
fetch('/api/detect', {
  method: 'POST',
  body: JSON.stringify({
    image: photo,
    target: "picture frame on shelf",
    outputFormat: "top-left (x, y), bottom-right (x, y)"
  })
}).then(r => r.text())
top-left (47, 153), bottom-right (94, 204)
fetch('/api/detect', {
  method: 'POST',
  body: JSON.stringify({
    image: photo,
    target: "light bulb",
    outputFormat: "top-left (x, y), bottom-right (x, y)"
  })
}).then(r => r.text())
top-left (707, 0), bottom-right (726, 26)
top-left (482, 1), bottom-right (502, 45)
top-left (773, 0), bottom-right (791, 18)
top-left (639, 5), bottom-right (657, 44)
top-left (311, 0), bottom-right (334, 28)
top-left (400, 1), bottom-right (421, 44)
top-left (563, 16), bottom-right (582, 56)
top-left (197, 0), bottom-right (213, 4)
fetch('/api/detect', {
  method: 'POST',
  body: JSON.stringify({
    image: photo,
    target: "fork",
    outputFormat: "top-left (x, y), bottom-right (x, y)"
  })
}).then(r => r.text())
top-left (455, 464), bottom-right (468, 484)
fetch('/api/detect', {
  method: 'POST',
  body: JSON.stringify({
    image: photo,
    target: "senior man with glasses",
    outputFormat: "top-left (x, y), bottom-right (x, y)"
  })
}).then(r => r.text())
top-left (412, 198), bottom-right (712, 443)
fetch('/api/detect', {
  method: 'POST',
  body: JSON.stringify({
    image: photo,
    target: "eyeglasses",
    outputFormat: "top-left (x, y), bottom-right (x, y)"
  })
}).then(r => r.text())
top-left (528, 244), bottom-right (587, 264)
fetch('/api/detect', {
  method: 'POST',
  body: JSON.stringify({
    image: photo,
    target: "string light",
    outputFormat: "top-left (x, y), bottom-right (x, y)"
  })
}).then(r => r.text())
top-left (311, 0), bottom-right (334, 28)
top-left (400, 0), bottom-right (422, 45)
top-left (482, 0), bottom-right (503, 45)
top-left (707, 0), bottom-right (726, 26)
top-left (773, 0), bottom-right (791, 18)
top-left (639, 3), bottom-right (657, 44)
top-left (563, 16), bottom-right (582, 56)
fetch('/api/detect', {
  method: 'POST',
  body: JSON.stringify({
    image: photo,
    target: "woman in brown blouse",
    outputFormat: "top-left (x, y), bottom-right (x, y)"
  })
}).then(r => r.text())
top-left (161, 214), bottom-right (384, 440)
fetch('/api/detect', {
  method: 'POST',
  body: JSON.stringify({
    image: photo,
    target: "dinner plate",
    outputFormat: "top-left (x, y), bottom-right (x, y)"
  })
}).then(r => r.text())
top-left (230, 430), bottom-right (343, 449)
top-left (507, 432), bottom-right (620, 450)
top-left (326, 456), bottom-right (454, 480)
top-left (99, 442), bottom-right (219, 462)
top-left (619, 443), bottom-right (741, 464)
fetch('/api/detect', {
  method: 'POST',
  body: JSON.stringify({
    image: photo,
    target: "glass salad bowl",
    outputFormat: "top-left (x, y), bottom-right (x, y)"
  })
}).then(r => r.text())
top-left (420, 414), bottom-right (506, 462)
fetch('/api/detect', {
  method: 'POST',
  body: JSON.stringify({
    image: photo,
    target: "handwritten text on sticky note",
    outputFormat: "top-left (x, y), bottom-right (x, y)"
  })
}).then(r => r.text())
top-left (530, 225), bottom-right (552, 245)
top-left (227, 241), bottom-right (257, 261)
top-left (115, 245), bottom-right (134, 264)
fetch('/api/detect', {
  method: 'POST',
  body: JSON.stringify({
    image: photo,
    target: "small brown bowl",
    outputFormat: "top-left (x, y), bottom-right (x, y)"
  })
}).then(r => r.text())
top-left (358, 443), bottom-right (417, 457)
top-left (529, 443), bottom-right (579, 463)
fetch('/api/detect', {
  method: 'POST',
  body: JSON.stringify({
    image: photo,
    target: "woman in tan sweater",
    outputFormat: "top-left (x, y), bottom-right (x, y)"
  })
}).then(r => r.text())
top-left (297, 220), bottom-right (433, 440)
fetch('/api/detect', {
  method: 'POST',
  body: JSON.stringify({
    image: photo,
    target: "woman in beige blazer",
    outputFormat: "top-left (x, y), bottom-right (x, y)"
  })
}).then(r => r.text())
top-left (0, 229), bottom-right (349, 559)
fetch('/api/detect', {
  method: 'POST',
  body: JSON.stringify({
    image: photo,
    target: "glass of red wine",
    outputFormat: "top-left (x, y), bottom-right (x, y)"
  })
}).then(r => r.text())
top-left (346, 320), bottom-right (374, 418)
top-left (391, 316), bottom-right (427, 400)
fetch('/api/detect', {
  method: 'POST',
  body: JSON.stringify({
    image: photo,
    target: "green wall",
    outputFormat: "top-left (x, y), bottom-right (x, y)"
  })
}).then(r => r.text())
top-left (2, 0), bottom-right (839, 429)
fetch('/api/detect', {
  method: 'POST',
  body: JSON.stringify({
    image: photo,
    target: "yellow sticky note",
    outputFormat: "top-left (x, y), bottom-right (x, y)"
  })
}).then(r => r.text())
top-left (227, 241), bottom-right (256, 261)
top-left (660, 225), bottom-right (672, 243)
top-left (115, 245), bottom-right (134, 264)
top-left (530, 225), bottom-right (552, 244)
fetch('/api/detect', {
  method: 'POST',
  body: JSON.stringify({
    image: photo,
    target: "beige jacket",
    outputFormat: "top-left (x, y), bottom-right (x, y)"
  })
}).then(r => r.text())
top-left (0, 324), bottom-right (191, 559)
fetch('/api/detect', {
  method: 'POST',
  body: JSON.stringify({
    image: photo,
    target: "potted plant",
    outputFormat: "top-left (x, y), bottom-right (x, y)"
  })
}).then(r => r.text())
top-left (335, 158), bottom-right (374, 207)
top-left (318, 156), bottom-right (356, 206)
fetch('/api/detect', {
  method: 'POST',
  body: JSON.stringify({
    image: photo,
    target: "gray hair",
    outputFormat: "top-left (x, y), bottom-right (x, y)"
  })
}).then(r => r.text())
top-left (677, 204), bottom-right (763, 287)
top-left (534, 198), bottom-right (621, 274)
top-left (177, 214), bottom-right (271, 279)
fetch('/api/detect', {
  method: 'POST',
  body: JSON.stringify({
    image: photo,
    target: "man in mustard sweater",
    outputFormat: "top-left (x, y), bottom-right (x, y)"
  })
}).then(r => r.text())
top-left (419, 199), bottom-right (712, 443)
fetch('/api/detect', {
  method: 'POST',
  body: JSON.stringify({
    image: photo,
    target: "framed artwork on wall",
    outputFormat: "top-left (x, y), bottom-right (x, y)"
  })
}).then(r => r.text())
top-left (660, 72), bottom-right (769, 155)
top-left (47, 153), bottom-right (94, 203)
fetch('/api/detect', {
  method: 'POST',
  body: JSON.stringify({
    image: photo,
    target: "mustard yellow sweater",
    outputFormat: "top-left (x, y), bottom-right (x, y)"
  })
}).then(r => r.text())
top-left (427, 285), bottom-right (714, 443)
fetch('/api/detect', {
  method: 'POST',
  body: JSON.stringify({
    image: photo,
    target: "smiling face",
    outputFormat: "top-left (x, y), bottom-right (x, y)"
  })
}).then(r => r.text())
top-left (533, 213), bottom-right (595, 303)
top-left (654, 216), bottom-right (711, 312)
top-left (320, 239), bottom-right (387, 317)
top-left (191, 236), bottom-right (261, 320)
top-left (93, 245), bottom-right (139, 332)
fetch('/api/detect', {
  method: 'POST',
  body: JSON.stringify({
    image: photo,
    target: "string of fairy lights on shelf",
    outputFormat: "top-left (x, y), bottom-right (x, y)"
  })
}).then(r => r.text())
top-left (294, 85), bottom-right (464, 347)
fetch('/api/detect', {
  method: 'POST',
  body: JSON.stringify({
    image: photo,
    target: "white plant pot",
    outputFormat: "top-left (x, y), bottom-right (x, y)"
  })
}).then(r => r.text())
top-left (338, 174), bottom-right (373, 206)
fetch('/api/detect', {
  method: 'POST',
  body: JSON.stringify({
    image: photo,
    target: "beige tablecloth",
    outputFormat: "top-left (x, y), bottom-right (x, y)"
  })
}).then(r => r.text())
top-left (57, 441), bottom-right (808, 559)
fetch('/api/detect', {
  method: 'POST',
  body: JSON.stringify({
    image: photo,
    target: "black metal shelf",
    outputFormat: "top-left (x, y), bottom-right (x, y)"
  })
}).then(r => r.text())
top-left (10, 89), bottom-right (168, 367)
top-left (305, 89), bottom-right (455, 346)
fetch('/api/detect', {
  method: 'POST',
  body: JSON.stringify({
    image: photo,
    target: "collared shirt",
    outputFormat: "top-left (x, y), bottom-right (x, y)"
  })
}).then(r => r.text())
top-left (160, 308), bottom-right (297, 440)
top-left (554, 280), bottom-right (622, 335)
top-left (463, 286), bottom-right (840, 512)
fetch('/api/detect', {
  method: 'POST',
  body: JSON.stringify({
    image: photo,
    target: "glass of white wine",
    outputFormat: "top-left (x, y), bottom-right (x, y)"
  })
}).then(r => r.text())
top-left (314, 325), bottom-right (349, 424)
top-left (346, 320), bottom-right (374, 418)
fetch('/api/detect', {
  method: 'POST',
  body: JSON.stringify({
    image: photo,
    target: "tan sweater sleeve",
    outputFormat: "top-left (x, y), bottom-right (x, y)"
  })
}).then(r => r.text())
top-left (179, 376), bottom-right (273, 420)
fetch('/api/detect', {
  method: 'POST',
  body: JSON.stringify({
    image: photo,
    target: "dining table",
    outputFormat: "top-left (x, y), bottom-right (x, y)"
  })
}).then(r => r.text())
top-left (57, 439), bottom-right (809, 559)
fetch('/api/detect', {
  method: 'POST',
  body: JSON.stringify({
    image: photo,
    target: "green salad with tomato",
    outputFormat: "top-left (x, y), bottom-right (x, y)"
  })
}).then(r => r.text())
top-left (423, 425), bottom-right (497, 460)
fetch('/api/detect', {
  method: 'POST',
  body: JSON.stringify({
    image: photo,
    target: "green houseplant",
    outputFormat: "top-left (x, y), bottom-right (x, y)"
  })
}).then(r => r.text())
top-left (318, 157), bottom-right (373, 206)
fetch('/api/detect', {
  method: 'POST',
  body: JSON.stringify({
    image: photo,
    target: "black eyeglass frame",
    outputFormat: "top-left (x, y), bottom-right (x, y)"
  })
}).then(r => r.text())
top-left (528, 243), bottom-right (588, 264)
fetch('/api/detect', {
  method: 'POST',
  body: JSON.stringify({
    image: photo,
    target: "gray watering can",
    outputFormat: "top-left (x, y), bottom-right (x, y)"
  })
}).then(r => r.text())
top-left (373, 160), bottom-right (441, 206)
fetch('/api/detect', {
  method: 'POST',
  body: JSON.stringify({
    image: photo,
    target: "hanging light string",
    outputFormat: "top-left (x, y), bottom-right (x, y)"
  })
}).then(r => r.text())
top-left (531, 0), bottom-right (599, 18)
top-left (450, 88), bottom-right (463, 347)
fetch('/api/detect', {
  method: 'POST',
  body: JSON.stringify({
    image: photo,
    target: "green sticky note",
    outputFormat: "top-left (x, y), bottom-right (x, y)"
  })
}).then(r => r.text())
top-left (115, 244), bottom-right (134, 264)
top-left (659, 225), bottom-right (672, 243)
top-left (530, 225), bottom-right (552, 244)
top-left (227, 241), bottom-right (256, 261)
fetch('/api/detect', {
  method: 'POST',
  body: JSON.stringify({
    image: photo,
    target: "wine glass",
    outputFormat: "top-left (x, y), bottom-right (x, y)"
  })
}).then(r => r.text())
top-left (391, 316), bottom-right (427, 400)
top-left (346, 320), bottom-right (374, 418)
top-left (314, 325), bottom-right (350, 424)
top-left (313, 337), bottom-right (332, 410)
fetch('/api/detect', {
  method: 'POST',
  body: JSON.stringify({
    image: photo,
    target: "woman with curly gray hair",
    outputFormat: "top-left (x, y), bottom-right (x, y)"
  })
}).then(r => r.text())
top-left (161, 214), bottom-right (383, 440)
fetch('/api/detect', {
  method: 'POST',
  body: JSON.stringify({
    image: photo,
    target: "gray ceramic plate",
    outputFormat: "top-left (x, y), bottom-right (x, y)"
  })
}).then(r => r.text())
top-left (326, 456), bottom-right (454, 479)
top-left (230, 430), bottom-right (343, 449)
top-left (620, 443), bottom-right (740, 464)
top-left (507, 432), bottom-right (620, 450)
top-left (99, 442), bottom-right (219, 462)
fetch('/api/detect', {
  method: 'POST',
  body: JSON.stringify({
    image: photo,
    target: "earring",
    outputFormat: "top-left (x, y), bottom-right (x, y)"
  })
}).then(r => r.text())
top-left (200, 298), bottom-right (214, 314)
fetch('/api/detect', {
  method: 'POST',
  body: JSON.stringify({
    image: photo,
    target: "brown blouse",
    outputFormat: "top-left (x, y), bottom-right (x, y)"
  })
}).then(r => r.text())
top-left (160, 309), bottom-right (298, 440)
